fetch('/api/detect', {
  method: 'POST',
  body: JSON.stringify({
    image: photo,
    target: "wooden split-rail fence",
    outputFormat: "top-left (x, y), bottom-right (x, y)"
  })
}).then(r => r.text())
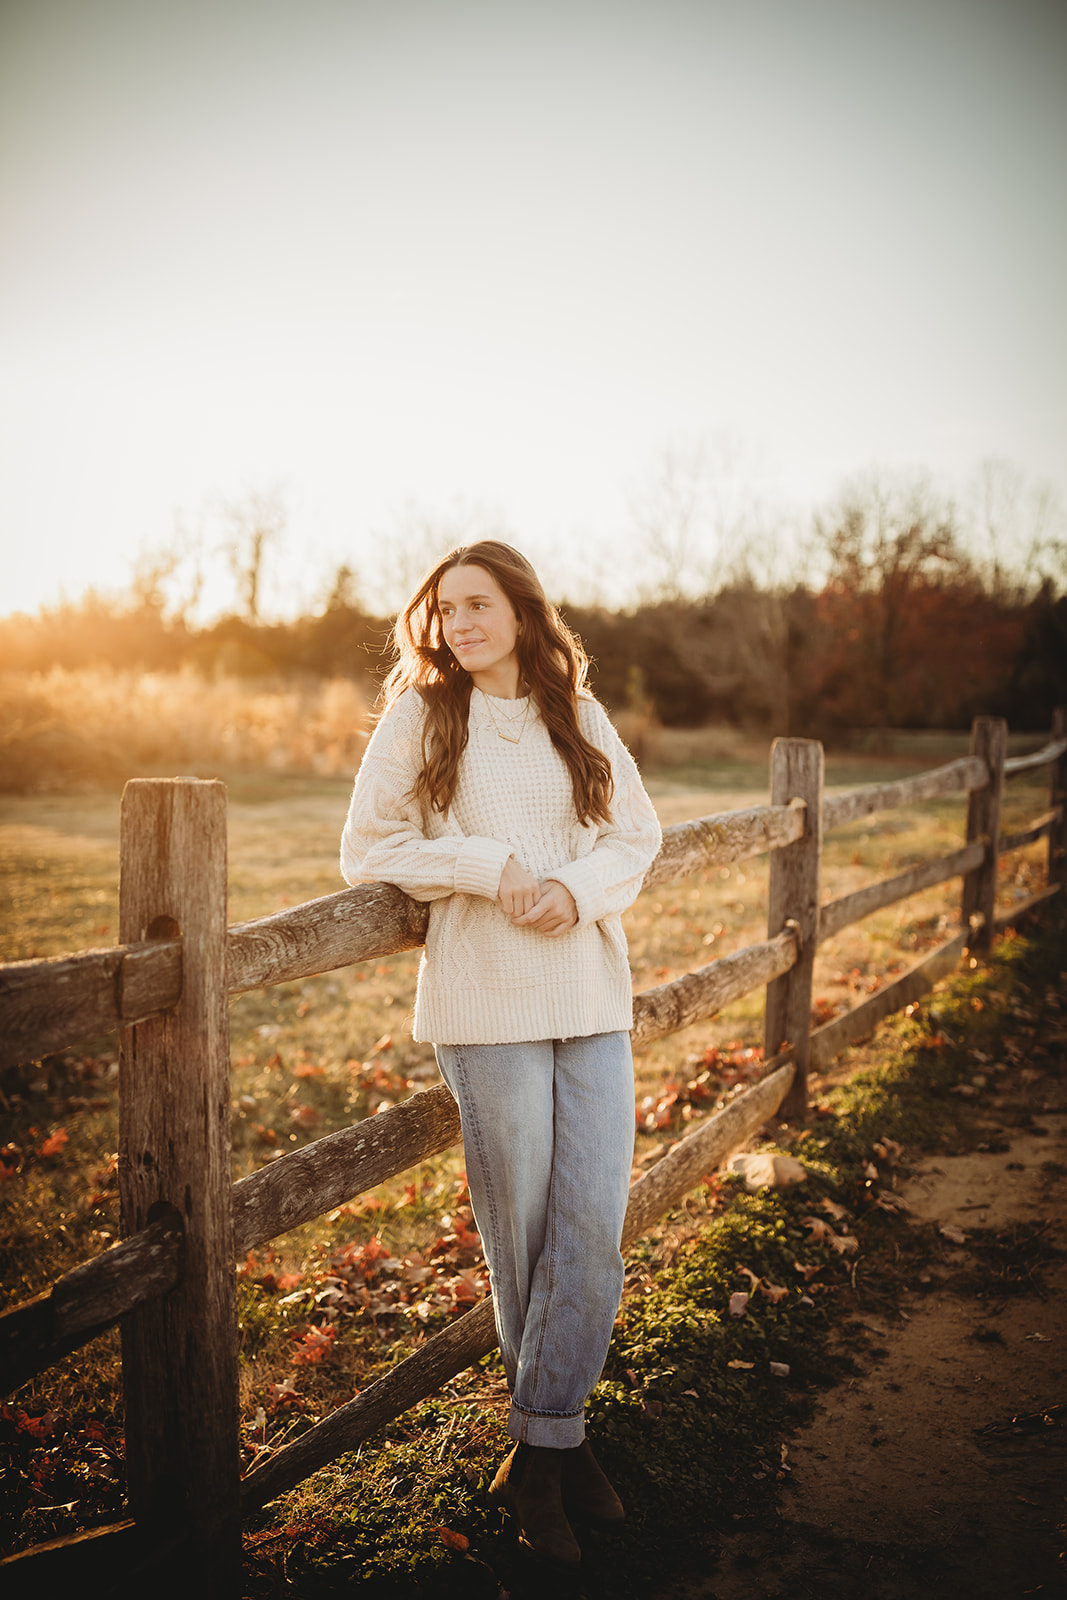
top-left (0, 711), bottom-right (1064, 1592)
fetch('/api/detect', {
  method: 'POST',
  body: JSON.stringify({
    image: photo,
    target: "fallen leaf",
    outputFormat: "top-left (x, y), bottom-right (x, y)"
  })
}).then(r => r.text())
top-left (760, 1280), bottom-right (790, 1304)
top-left (769, 1361), bottom-right (790, 1378)
top-left (269, 1376), bottom-right (303, 1412)
top-left (290, 1326), bottom-right (336, 1365)
top-left (728, 1291), bottom-right (750, 1317)
top-left (727, 1360), bottom-right (754, 1370)
top-left (292, 1061), bottom-right (324, 1079)
top-left (433, 1527), bottom-right (470, 1553)
top-left (939, 1224), bottom-right (968, 1245)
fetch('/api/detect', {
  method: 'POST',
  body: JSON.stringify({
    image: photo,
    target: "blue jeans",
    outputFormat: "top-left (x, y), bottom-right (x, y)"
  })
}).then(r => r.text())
top-left (435, 1032), bottom-right (635, 1449)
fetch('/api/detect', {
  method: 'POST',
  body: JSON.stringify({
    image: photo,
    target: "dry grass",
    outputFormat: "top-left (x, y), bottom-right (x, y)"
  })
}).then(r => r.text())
top-left (0, 667), bottom-right (372, 792)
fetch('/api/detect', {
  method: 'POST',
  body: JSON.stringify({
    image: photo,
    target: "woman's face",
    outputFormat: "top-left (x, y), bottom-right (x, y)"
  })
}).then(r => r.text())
top-left (437, 563), bottom-right (522, 697)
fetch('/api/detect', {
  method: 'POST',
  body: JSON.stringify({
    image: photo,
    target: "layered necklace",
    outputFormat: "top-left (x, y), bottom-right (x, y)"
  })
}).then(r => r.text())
top-left (480, 689), bottom-right (531, 744)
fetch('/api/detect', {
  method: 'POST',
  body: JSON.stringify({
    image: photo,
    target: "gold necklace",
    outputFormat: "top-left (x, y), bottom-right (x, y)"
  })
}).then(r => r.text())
top-left (481, 691), bottom-right (530, 744)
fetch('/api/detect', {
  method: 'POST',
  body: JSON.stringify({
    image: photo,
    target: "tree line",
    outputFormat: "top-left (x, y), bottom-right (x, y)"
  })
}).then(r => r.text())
top-left (2, 468), bottom-right (1064, 739)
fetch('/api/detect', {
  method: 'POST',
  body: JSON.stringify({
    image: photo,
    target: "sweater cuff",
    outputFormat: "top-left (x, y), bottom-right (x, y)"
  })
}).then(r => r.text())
top-left (544, 858), bottom-right (604, 927)
top-left (454, 836), bottom-right (513, 899)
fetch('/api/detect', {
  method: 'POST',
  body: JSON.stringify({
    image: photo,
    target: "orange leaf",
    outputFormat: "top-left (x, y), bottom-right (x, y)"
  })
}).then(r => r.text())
top-left (434, 1527), bottom-right (470, 1553)
top-left (38, 1128), bottom-right (69, 1159)
top-left (290, 1326), bottom-right (336, 1365)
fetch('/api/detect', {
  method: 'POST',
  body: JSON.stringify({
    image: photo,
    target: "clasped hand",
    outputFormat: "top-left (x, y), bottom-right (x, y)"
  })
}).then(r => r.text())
top-left (497, 856), bottom-right (577, 937)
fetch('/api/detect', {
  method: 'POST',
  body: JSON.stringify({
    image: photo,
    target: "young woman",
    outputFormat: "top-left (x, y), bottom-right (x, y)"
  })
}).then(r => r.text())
top-left (340, 541), bottom-right (661, 1566)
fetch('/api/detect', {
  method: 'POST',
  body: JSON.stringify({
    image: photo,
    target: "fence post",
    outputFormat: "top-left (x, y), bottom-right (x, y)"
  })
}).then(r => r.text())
top-left (1049, 707), bottom-right (1067, 887)
top-left (961, 717), bottom-right (1007, 952)
top-left (118, 779), bottom-right (240, 1592)
top-left (763, 738), bottom-right (823, 1122)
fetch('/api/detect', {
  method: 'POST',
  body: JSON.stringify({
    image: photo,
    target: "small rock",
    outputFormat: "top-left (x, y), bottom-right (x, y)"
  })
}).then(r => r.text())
top-left (729, 1152), bottom-right (808, 1192)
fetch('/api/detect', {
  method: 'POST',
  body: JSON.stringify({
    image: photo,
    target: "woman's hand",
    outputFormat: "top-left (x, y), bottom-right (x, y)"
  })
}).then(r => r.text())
top-left (497, 854), bottom-right (542, 918)
top-left (511, 879), bottom-right (578, 937)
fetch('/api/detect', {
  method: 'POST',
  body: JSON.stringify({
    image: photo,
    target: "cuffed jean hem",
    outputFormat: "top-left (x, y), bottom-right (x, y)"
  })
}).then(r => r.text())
top-left (508, 1401), bottom-right (586, 1449)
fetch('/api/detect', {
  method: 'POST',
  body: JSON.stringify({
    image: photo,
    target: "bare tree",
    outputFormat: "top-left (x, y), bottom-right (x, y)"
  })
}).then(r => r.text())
top-left (129, 512), bottom-right (206, 623)
top-left (628, 431), bottom-right (798, 601)
top-left (628, 437), bottom-right (717, 600)
top-left (220, 487), bottom-right (287, 622)
top-left (367, 499), bottom-right (510, 615)
top-left (965, 458), bottom-right (1066, 601)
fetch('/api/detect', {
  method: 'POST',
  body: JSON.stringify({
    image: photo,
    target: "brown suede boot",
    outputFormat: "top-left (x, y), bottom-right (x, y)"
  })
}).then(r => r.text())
top-left (560, 1439), bottom-right (626, 1525)
top-left (489, 1442), bottom-right (581, 1566)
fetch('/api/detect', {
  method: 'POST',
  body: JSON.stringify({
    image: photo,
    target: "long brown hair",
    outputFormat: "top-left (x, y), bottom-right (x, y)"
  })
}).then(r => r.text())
top-left (381, 540), bottom-right (613, 824)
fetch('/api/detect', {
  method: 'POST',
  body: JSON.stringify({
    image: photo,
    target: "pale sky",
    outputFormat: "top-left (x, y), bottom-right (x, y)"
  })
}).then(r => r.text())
top-left (1, 0), bottom-right (1065, 618)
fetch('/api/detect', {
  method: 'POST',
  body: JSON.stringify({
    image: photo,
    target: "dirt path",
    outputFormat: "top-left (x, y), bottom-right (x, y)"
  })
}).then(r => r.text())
top-left (668, 1114), bottom-right (1067, 1597)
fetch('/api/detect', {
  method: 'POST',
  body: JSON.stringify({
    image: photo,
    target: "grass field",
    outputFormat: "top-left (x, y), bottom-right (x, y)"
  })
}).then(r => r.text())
top-left (0, 724), bottom-right (1056, 1575)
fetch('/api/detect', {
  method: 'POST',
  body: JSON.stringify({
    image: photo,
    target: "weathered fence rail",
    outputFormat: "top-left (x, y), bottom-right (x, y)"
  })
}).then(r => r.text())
top-left (1, 710), bottom-right (1064, 1592)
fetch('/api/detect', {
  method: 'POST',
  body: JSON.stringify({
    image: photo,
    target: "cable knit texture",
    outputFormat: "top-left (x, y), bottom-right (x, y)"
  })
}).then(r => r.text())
top-left (340, 687), bottom-right (662, 1044)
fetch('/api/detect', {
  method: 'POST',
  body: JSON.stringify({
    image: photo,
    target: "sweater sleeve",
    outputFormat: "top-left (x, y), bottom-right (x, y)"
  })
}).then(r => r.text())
top-left (339, 692), bottom-right (513, 902)
top-left (543, 699), bottom-right (662, 927)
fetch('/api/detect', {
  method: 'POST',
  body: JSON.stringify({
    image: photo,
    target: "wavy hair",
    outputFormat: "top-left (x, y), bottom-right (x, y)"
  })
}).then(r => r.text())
top-left (381, 540), bottom-right (613, 825)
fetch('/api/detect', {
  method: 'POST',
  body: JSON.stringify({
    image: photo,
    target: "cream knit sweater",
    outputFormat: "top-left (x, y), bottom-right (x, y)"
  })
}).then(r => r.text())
top-left (340, 686), bottom-right (662, 1045)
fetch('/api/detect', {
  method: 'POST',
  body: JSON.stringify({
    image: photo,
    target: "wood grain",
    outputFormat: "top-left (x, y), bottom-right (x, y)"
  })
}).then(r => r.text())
top-left (643, 802), bottom-right (805, 889)
top-left (822, 755), bottom-right (987, 832)
top-left (0, 940), bottom-right (181, 1070)
top-left (233, 1084), bottom-right (462, 1255)
top-left (117, 778), bottom-right (240, 1586)
top-left (764, 739), bottom-right (823, 1120)
top-left (0, 1213), bottom-right (183, 1396)
top-left (631, 931), bottom-right (797, 1050)
top-left (961, 718), bottom-right (1007, 953)
top-left (818, 840), bottom-right (985, 943)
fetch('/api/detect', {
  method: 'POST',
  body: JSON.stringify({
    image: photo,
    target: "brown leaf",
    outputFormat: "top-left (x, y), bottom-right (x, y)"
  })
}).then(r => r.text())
top-left (760, 1280), bottom-right (790, 1304)
top-left (433, 1527), bottom-right (469, 1553)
